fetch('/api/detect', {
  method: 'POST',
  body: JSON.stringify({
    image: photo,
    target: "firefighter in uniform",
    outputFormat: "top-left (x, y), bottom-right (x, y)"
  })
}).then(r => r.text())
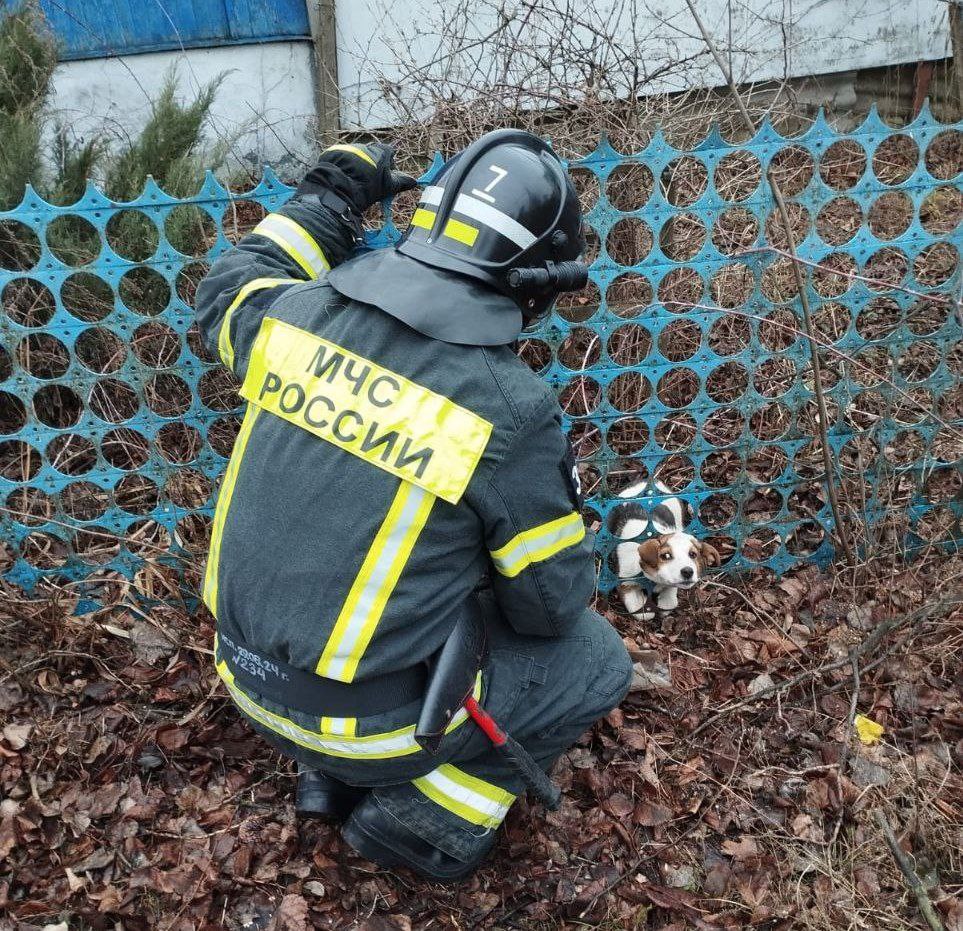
top-left (195, 130), bottom-right (633, 880)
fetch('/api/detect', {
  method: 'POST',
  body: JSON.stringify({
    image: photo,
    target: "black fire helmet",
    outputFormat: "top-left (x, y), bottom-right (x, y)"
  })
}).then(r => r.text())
top-left (328, 129), bottom-right (589, 346)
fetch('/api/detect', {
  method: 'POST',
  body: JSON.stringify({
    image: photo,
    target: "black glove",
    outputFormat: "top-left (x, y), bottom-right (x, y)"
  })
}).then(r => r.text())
top-left (297, 142), bottom-right (417, 227)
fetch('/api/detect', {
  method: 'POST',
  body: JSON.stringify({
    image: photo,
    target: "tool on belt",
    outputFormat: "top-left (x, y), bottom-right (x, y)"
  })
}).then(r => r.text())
top-left (414, 604), bottom-right (561, 810)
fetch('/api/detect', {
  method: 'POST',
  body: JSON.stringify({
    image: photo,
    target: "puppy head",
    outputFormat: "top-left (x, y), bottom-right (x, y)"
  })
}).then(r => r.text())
top-left (637, 533), bottom-right (719, 588)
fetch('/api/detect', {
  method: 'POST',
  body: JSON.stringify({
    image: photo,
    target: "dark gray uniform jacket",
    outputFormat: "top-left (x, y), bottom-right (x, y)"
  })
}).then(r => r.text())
top-left (194, 192), bottom-right (598, 761)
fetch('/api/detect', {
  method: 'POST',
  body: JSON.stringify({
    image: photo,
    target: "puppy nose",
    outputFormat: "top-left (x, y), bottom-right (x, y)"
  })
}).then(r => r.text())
top-left (680, 566), bottom-right (694, 580)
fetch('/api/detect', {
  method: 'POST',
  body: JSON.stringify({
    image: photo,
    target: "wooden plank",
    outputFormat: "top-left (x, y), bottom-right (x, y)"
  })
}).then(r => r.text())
top-left (304, 0), bottom-right (340, 137)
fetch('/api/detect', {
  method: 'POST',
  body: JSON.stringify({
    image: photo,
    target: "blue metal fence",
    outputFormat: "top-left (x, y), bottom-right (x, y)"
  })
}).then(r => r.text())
top-left (0, 108), bottom-right (960, 603)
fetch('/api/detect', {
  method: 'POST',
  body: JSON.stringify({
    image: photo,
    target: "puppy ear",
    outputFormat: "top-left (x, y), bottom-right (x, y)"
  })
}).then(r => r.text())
top-left (637, 538), bottom-right (662, 572)
top-left (699, 540), bottom-right (721, 568)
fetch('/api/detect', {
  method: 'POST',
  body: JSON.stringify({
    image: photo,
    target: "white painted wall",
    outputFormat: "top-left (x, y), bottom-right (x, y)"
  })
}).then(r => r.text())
top-left (48, 41), bottom-right (317, 176)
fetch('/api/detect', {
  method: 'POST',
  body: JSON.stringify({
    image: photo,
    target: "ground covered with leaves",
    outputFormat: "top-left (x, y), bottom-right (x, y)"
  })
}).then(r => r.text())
top-left (0, 546), bottom-right (960, 930)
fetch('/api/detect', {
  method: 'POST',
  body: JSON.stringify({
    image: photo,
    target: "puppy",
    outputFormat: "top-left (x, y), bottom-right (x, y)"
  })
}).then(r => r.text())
top-left (613, 481), bottom-right (720, 620)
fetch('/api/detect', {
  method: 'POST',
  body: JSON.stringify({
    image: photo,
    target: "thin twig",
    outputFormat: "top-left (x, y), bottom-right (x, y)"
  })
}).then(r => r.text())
top-left (829, 648), bottom-right (860, 846)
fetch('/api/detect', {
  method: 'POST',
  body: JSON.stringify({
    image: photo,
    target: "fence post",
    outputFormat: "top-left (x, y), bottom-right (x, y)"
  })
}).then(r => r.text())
top-left (306, 0), bottom-right (340, 140)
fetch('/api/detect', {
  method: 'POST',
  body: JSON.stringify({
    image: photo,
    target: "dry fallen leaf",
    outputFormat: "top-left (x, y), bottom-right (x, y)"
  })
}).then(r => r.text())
top-left (854, 714), bottom-right (884, 745)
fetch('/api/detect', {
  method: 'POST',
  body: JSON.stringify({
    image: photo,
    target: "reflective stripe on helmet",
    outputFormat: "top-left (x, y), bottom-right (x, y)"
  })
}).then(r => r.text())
top-left (416, 185), bottom-right (537, 249)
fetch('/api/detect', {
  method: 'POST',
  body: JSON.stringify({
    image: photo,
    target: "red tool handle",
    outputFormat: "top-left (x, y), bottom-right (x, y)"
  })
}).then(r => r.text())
top-left (464, 696), bottom-right (506, 746)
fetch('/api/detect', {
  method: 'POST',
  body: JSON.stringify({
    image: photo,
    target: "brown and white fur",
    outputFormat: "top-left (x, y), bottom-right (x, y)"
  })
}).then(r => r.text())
top-left (614, 481), bottom-right (720, 620)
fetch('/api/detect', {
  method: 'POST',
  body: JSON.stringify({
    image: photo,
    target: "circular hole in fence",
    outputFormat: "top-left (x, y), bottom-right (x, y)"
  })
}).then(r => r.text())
top-left (749, 402), bottom-right (791, 440)
top-left (705, 534), bottom-right (736, 565)
top-left (788, 482), bottom-right (826, 519)
top-left (102, 427), bottom-right (150, 471)
top-left (764, 202), bottom-right (810, 250)
top-left (605, 162), bottom-right (654, 211)
top-left (710, 262), bottom-right (753, 308)
top-left (126, 519), bottom-right (172, 558)
top-left (75, 327), bottom-right (126, 374)
top-left (606, 458), bottom-right (649, 498)
top-left (166, 468), bottom-right (213, 509)
top-left (819, 140), bottom-right (866, 191)
top-left (761, 257), bottom-right (799, 303)
top-left (702, 407), bottom-right (745, 446)
top-left (120, 267), bottom-right (171, 317)
top-left (208, 415), bottom-right (241, 457)
top-left (893, 386), bottom-right (933, 424)
top-left (659, 213), bottom-right (705, 261)
top-left (0, 440), bottom-right (42, 482)
top-left (924, 130), bottom-right (963, 180)
top-left (577, 462), bottom-right (602, 499)
top-left (115, 473), bottom-right (160, 515)
top-left (567, 168), bottom-right (600, 216)
top-left (654, 412), bottom-right (696, 451)
top-left (89, 377), bottom-right (139, 423)
top-left (896, 341), bottom-right (940, 382)
top-left (3, 279), bottom-right (56, 328)
top-left (175, 261), bottom-right (210, 305)
top-left (46, 215), bottom-right (100, 266)
top-left (758, 307), bottom-right (798, 352)
top-left (863, 246), bottom-right (907, 291)
top-left (769, 145), bottom-right (814, 196)
top-left (569, 421), bottom-right (602, 460)
top-left (856, 297), bottom-right (902, 340)
top-left (811, 301), bottom-right (851, 342)
top-left (22, 531), bottom-right (68, 568)
top-left (16, 333), bottom-right (70, 379)
top-left (873, 134), bottom-right (919, 184)
top-left (658, 267), bottom-right (704, 312)
top-left (705, 360), bottom-right (748, 402)
top-left (60, 480), bottom-right (109, 521)
top-left (0, 392), bottom-right (27, 434)
top-left (658, 319), bottom-right (701, 362)
top-left (700, 493), bottom-right (737, 529)
top-left (606, 218), bottom-right (653, 266)
top-left (714, 150), bottom-right (761, 201)
top-left (868, 191), bottom-right (913, 240)
top-left (883, 429), bottom-right (925, 466)
top-left (0, 220), bottom-right (41, 271)
top-left (556, 279), bottom-right (601, 323)
top-left (606, 273), bottom-right (652, 318)
top-left (840, 436), bottom-right (879, 474)
top-left (186, 320), bottom-right (216, 363)
top-left (746, 487), bottom-right (783, 523)
top-left (47, 433), bottom-right (96, 475)
top-left (517, 338), bottom-right (551, 374)
top-left (701, 449), bottom-right (742, 487)
top-left (607, 500), bottom-right (648, 540)
top-left (145, 372), bottom-right (192, 417)
top-left (606, 372), bottom-right (651, 413)
top-left (7, 486), bottom-right (52, 526)
top-left (914, 242), bottom-right (957, 287)
top-left (175, 512), bottom-right (212, 554)
top-left (661, 156), bottom-right (708, 207)
top-left (166, 205), bottom-right (216, 256)
top-left (915, 506), bottom-right (957, 543)
top-left (73, 526), bottom-right (120, 565)
top-left (786, 521), bottom-right (825, 556)
top-left (753, 357), bottom-right (796, 398)
top-left (748, 444), bottom-right (788, 483)
top-left (948, 340), bottom-right (963, 377)
top-left (0, 346), bottom-right (10, 382)
top-left (557, 328), bottom-right (600, 370)
top-left (919, 185), bottom-right (962, 235)
top-left (198, 368), bottom-right (241, 411)
top-left (743, 528), bottom-right (780, 562)
top-left (851, 346), bottom-right (891, 387)
top-left (706, 315), bottom-right (750, 357)
top-left (33, 384), bottom-right (82, 429)
top-left (221, 199), bottom-right (267, 244)
top-left (607, 323), bottom-right (652, 366)
top-left (157, 422), bottom-right (202, 464)
top-left (813, 252), bottom-right (857, 298)
top-left (656, 368), bottom-right (699, 408)
top-left (816, 196), bottom-right (862, 245)
top-left (132, 320), bottom-right (180, 368)
top-left (558, 376), bottom-right (601, 415)
top-left (711, 207), bottom-right (758, 255)
top-left (924, 467), bottom-right (962, 503)
top-left (582, 225), bottom-right (601, 266)
top-left (607, 417), bottom-right (648, 455)
top-left (653, 454), bottom-right (694, 492)
top-left (845, 389), bottom-right (884, 430)
top-left (105, 210), bottom-right (158, 262)
top-left (61, 272), bottom-right (114, 322)
top-left (932, 425), bottom-right (963, 462)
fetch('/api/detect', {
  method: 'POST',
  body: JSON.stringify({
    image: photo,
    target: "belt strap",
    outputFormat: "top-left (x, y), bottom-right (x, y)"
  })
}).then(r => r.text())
top-left (217, 627), bottom-right (427, 717)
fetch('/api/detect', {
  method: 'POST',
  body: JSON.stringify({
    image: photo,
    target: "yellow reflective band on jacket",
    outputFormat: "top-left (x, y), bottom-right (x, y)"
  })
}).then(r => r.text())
top-left (324, 143), bottom-right (377, 168)
top-left (317, 481), bottom-right (435, 681)
top-left (489, 511), bottom-right (586, 578)
top-left (240, 317), bottom-right (493, 504)
top-left (217, 278), bottom-right (299, 369)
top-left (216, 658), bottom-right (482, 759)
top-left (203, 406), bottom-right (261, 617)
top-left (413, 764), bottom-right (516, 828)
top-left (252, 213), bottom-right (330, 279)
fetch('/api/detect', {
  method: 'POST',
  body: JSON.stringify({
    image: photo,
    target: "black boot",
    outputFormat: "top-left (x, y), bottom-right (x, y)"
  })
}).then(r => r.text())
top-left (342, 795), bottom-right (496, 882)
top-left (296, 765), bottom-right (366, 821)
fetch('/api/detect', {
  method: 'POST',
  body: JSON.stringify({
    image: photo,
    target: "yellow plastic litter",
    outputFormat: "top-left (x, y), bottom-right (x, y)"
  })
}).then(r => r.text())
top-left (854, 714), bottom-right (884, 745)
